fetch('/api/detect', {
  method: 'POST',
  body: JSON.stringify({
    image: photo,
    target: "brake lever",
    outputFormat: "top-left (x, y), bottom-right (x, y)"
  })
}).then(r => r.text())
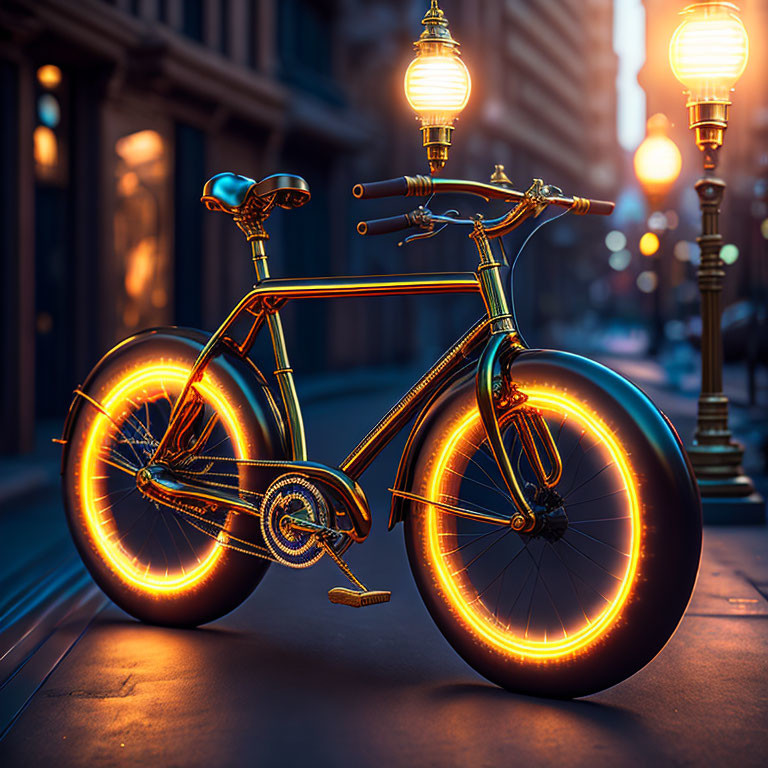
top-left (398, 209), bottom-right (460, 247)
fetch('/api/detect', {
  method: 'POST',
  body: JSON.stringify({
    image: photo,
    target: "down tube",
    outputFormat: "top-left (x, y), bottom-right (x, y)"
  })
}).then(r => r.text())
top-left (340, 318), bottom-right (490, 480)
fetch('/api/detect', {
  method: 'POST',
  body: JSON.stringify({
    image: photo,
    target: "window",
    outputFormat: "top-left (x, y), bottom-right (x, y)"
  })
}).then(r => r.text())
top-left (114, 129), bottom-right (171, 335)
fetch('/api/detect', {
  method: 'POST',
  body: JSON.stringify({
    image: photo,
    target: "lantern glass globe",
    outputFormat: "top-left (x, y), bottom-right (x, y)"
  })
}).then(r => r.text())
top-left (404, 53), bottom-right (471, 126)
top-left (669, 2), bottom-right (749, 103)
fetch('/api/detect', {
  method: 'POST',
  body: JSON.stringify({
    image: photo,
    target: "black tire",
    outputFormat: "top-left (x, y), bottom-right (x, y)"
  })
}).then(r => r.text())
top-left (404, 350), bottom-right (701, 698)
top-left (62, 328), bottom-right (286, 627)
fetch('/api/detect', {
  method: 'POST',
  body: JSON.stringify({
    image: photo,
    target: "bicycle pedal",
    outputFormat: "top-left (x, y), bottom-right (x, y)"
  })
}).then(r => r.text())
top-left (328, 587), bottom-right (391, 608)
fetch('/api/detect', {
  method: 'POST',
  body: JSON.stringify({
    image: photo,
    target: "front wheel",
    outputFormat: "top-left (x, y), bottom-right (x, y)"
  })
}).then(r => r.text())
top-left (404, 350), bottom-right (701, 698)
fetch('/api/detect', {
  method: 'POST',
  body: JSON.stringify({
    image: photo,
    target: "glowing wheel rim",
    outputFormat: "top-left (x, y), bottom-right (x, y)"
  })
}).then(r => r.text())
top-left (78, 362), bottom-right (248, 595)
top-left (424, 387), bottom-right (641, 661)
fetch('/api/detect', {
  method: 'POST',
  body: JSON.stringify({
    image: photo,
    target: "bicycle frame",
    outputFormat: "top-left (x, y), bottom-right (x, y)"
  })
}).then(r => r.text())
top-left (143, 219), bottom-right (560, 543)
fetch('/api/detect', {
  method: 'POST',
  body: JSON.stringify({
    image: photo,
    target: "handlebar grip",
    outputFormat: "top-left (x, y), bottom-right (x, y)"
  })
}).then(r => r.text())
top-left (352, 178), bottom-right (409, 199)
top-left (357, 213), bottom-right (418, 236)
top-left (575, 198), bottom-right (614, 216)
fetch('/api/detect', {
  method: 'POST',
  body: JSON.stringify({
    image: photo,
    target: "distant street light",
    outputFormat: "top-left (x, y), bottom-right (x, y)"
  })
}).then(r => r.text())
top-left (404, 0), bottom-right (471, 174)
top-left (633, 114), bottom-right (682, 208)
top-left (669, 1), bottom-right (764, 523)
top-left (633, 114), bottom-right (681, 354)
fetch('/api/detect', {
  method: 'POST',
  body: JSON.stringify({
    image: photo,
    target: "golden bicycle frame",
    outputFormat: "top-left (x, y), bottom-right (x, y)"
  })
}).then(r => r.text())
top-left (119, 172), bottom-right (617, 550)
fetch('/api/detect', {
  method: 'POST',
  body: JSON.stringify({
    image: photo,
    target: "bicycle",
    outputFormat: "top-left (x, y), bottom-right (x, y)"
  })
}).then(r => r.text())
top-left (59, 168), bottom-right (702, 698)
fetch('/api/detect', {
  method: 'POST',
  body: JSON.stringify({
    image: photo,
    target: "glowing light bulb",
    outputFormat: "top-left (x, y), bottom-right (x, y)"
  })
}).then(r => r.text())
top-left (404, 54), bottom-right (471, 123)
top-left (633, 114), bottom-right (682, 204)
top-left (670, 3), bottom-right (748, 103)
top-left (669, 3), bottom-right (749, 152)
top-left (404, 1), bottom-right (471, 174)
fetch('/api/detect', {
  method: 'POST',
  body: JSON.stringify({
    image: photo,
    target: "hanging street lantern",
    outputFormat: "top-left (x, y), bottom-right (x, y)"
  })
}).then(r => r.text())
top-left (404, 0), bottom-right (472, 175)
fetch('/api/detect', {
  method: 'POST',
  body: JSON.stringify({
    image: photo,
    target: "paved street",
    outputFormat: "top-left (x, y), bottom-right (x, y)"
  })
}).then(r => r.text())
top-left (1, 364), bottom-right (767, 767)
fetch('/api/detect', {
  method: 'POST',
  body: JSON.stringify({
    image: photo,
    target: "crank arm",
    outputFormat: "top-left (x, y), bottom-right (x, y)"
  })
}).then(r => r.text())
top-left (137, 464), bottom-right (261, 519)
top-left (389, 488), bottom-right (517, 528)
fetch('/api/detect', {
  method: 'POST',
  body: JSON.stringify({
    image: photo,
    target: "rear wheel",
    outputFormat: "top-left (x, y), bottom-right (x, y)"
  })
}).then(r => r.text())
top-left (405, 352), bottom-right (701, 698)
top-left (63, 330), bottom-right (285, 627)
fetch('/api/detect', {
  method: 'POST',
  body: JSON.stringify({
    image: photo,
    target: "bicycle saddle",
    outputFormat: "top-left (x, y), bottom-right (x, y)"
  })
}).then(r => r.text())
top-left (201, 172), bottom-right (310, 216)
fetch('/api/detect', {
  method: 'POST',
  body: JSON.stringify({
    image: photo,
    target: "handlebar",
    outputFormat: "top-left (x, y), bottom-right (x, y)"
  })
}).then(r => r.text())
top-left (356, 211), bottom-right (424, 236)
top-left (352, 175), bottom-right (614, 217)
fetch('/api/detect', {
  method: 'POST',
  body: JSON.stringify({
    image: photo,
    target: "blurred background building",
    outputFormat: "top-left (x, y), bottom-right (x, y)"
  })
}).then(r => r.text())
top-left (1, 0), bottom-right (765, 456)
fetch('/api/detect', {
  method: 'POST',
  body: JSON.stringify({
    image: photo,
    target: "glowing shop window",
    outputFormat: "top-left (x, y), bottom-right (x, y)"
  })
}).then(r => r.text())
top-left (114, 129), bottom-right (171, 337)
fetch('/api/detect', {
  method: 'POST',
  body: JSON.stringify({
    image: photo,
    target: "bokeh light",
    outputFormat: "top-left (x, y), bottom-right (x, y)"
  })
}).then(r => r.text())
top-left (673, 240), bottom-right (691, 261)
top-left (720, 243), bottom-right (739, 264)
top-left (37, 94), bottom-right (60, 128)
top-left (639, 232), bottom-right (660, 256)
top-left (609, 249), bottom-right (632, 271)
top-left (605, 230), bottom-right (627, 252)
top-left (36, 64), bottom-right (62, 89)
top-left (637, 271), bottom-right (658, 293)
top-left (648, 211), bottom-right (668, 231)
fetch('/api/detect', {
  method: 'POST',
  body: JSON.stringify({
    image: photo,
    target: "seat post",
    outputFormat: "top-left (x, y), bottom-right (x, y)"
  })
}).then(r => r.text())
top-left (238, 217), bottom-right (307, 461)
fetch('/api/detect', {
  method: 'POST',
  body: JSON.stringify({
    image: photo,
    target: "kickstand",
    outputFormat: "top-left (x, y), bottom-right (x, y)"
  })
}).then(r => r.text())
top-left (318, 535), bottom-right (391, 608)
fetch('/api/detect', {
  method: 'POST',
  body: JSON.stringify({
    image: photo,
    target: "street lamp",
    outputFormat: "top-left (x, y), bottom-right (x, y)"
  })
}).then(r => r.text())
top-left (633, 113), bottom-right (681, 354)
top-left (669, 2), bottom-right (764, 523)
top-left (404, 0), bottom-right (471, 174)
top-left (634, 113), bottom-right (682, 208)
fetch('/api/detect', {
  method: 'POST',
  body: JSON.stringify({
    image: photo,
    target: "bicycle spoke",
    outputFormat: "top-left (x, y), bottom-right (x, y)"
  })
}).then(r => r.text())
top-left (443, 524), bottom-right (512, 556)
top-left (566, 489), bottom-right (625, 508)
top-left (547, 542), bottom-right (592, 624)
top-left (569, 514), bottom-right (631, 524)
top-left (451, 528), bottom-right (513, 575)
top-left (559, 537), bottom-right (622, 581)
top-left (523, 545), bottom-right (546, 638)
top-left (446, 467), bottom-right (513, 504)
top-left (563, 461), bottom-right (615, 501)
top-left (568, 526), bottom-right (630, 557)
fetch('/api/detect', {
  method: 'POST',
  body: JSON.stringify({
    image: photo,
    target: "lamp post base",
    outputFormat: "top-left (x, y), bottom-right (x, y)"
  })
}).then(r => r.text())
top-left (688, 441), bottom-right (766, 525)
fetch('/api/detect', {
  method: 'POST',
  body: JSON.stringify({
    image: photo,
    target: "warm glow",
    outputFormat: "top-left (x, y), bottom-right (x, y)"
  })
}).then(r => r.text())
top-left (424, 389), bottom-right (641, 661)
top-left (669, 2), bottom-right (749, 102)
top-left (79, 363), bottom-right (248, 594)
top-left (36, 64), bottom-right (62, 89)
top-left (404, 53), bottom-right (471, 124)
top-left (634, 114), bottom-right (682, 200)
top-left (639, 231), bottom-right (660, 256)
top-left (33, 125), bottom-right (58, 168)
top-left (124, 237), bottom-right (156, 298)
top-left (116, 129), bottom-right (165, 167)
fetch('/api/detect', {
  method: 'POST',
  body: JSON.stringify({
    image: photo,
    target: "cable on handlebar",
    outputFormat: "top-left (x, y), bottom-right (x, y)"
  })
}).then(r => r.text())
top-left (507, 208), bottom-right (571, 349)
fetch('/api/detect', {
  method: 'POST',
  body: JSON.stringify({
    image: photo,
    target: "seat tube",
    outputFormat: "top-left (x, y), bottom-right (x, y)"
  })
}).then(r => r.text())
top-left (250, 238), bottom-right (307, 461)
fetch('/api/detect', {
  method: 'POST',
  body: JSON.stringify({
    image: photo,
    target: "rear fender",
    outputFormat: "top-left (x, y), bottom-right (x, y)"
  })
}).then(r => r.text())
top-left (58, 327), bottom-right (288, 474)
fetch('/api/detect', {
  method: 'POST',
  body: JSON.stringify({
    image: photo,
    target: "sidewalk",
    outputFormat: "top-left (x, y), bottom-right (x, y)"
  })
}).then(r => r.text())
top-left (1, 374), bottom-right (767, 766)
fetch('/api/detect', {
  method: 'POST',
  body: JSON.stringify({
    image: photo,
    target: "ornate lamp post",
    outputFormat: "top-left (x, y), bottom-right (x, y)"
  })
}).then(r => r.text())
top-left (404, 0), bottom-right (471, 174)
top-left (669, 2), bottom-right (764, 522)
top-left (633, 114), bottom-right (682, 354)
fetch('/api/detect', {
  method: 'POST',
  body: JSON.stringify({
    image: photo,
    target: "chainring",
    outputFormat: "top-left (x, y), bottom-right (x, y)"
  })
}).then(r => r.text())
top-left (260, 476), bottom-right (332, 568)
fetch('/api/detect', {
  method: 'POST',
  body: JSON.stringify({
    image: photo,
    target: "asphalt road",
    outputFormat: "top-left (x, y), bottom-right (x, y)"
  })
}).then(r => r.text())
top-left (2, 377), bottom-right (768, 767)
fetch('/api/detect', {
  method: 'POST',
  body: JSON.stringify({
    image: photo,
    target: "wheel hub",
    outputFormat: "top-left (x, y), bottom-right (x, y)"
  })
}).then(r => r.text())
top-left (524, 483), bottom-right (568, 542)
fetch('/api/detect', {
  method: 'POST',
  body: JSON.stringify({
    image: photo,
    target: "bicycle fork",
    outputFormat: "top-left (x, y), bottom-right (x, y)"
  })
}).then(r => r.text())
top-left (471, 222), bottom-right (563, 533)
